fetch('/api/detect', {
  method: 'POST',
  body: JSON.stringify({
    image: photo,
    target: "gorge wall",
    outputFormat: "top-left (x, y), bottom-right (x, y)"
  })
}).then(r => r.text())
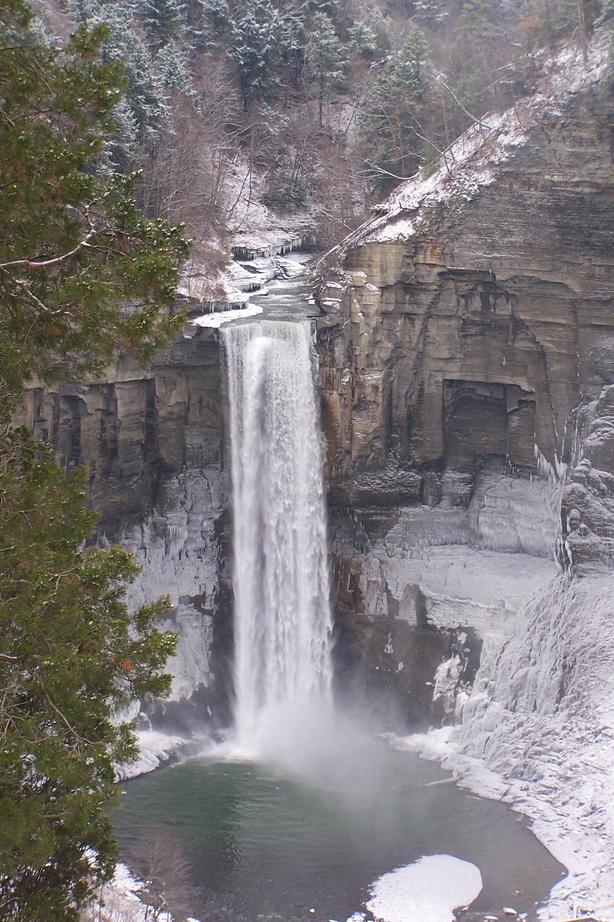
top-left (16, 324), bottom-right (232, 734)
top-left (16, 34), bottom-right (614, 917)
top-left (316, 43), bottom-right (614, 722)
top-left (316, 41), bottom-right (614, 914)
top-left (14, 44), bottom-right (614, 826)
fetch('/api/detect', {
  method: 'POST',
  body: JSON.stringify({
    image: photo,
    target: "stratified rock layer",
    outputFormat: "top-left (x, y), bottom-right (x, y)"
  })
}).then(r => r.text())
top-left (319, 45), bottom-right (613, 499)
top-left (317, 42), bottom-right (614, 715)
top-left (317, 41), bottom-right (614, 917)
top-left (17, 327), bottom-right (231, 724)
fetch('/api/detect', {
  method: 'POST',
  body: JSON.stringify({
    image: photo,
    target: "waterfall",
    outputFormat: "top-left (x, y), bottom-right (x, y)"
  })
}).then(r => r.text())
top-left (223, 319), bottom-right (333, 755)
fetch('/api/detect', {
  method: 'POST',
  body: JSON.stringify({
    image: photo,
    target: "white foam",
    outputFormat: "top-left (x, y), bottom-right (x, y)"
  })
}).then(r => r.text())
top-left (364, 854), bottom-right (483, 922)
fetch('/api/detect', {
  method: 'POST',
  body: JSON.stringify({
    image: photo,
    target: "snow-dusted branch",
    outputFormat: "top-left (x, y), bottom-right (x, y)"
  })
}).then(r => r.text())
top-left (436, 76), bottom-right (494, 132)
top-left (0, 227), bottom-right (97, 271)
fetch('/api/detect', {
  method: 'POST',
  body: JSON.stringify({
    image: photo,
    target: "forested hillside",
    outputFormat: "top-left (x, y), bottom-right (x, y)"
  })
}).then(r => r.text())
top-left (36, 0), bottom-right (613, 263)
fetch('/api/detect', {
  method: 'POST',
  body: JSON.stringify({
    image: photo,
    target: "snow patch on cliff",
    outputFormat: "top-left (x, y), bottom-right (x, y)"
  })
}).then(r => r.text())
top-left (357, 540), bottom-right (556, 636)
top-left (123, 471), bottom-right (222, 702)
top-left (353, 472), bottom-right (560, 636)
top-left (394, 571), bottom-right (614, 922)
top-left (332, 42), bottom-right (607, 250)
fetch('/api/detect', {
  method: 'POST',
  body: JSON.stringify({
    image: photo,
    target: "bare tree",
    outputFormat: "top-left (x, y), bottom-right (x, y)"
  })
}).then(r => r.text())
top-left (127, 826), bottom-right (196, 921)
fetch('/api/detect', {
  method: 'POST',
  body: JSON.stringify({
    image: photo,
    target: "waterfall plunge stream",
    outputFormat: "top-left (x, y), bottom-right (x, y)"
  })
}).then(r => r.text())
top-left (115, 312), bottom-right (567, 922)
top-left (223, 319), bottom-right (334, 756)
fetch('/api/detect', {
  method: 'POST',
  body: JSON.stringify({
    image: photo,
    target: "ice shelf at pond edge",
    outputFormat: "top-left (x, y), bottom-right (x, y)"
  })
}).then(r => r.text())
top-left (364, 854), bottom-right (483, 922)
top-left (92, 855), bottom-right (482, 922)
top-left (392, 569), bottom-right (614, 920)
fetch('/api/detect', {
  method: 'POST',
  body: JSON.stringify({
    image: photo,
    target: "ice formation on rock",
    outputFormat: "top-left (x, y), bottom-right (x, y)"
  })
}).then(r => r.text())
top-left (459, 571), bottom-right (614, 918)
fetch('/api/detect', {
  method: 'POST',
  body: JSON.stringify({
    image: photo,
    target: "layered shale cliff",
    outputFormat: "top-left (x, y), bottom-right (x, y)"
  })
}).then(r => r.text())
top-left (316, 41), bottom-right (614, 914)
top-left (15, 326), bottom-right (231, 734)
top-left (317, 42), bottom-right (614, 720)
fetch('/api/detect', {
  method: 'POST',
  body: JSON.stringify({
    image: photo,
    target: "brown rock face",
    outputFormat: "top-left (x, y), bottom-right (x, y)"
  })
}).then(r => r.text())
top-left (17, 327), bottom-right (232, 722)
top-left (18, 329), bottom-right (225, 534)
top-left (319, 61), bottom-right (614, 504)
top-left (317, 45), bottom-right (614, 723)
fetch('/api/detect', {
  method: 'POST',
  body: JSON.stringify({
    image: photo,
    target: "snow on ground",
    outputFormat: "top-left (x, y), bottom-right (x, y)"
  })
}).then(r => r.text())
top-left (179, 161), bottom-right (315, 308)
top-left (178, 258), bottom-right (248, 307)
top-left (116, 729), bottom-right (189, 781)
top-left (83, 863), bottom-right (203, 922)
top-left (83, 864), bottom-right (171, 922)
top-left (363, 855), bottom-right (483, 922)
top-left (192, 303), bottom-right (263, 327)
top-left (223, 156), bottom-right (316, 257)
top-left (392, 571), bottom-right (614, 922)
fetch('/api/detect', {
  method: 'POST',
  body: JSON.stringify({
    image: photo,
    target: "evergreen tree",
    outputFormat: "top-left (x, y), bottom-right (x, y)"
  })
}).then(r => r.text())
top-left (306, 11), bottom-right (347, 125)
top-left (141, 0), bottom-right (185, 46)
top-left (307, 0), bottom-right (344, 27)
top-left (308, 0), bottom-right (339, 10)
top-left (598, 0), bottom-right (614, 22)
top-left (103, 97), bottom-right (140, 173)
top-left (277, 4), bottom-right (307, 90)
top-left (0, 8), bottom-right (185, 392)
top-left (0, 434), bottom-right (176, 921)
top-left (162, 0), bottom-right (230, 46)
top-left (461, 0), bottom-right (502, 40)
top-left (440, 0), bottom-right (512, 126)
top-left (203, 0), bottom-right (231, 33)
top-left (511, 0), bottom-right (579, 47)
top-left (64, 0), bottom-right (100, 25)
top-left (70, 1), bottom-right (170, 166)
top-left (360, 25), bottom-right (430, 190)
top-left (230, 0), bottom-right (283, 107)
top-left (157, 39), bottom-right (195, 94)
top-left (123, 38), bottom-right (170, 141)
top-left (367, 4), bottom-right (393, 51)
top-left (414, 0), bottom-right (451, 23)
top-left (348, 20), bottom-right (378, 57)
top-left (349, 3), bottom-right (391, 56)
top-left (0, 5), bottom-right (188, 915)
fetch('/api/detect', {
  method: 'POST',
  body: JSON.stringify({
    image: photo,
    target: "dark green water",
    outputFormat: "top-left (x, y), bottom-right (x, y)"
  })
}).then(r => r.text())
top-left (114, 740), bottom-right (565, 922)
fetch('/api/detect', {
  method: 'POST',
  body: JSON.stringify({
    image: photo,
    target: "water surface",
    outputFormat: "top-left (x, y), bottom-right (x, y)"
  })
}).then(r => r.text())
top-left (114, 741), bottom-right (564, 922)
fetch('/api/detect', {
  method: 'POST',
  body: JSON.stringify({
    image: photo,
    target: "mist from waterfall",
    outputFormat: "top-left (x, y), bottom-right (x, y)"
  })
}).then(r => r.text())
top-left (223, 319), bottom-right (334, 759)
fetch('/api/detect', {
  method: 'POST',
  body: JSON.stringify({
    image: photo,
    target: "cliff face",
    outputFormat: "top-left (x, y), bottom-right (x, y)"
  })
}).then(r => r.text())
top-left (15, 43), bottom-right (614, 747)
top-left (16, 327), bottom-right (232, 728)
top-left (317, 44), bottom-right (614, 723)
